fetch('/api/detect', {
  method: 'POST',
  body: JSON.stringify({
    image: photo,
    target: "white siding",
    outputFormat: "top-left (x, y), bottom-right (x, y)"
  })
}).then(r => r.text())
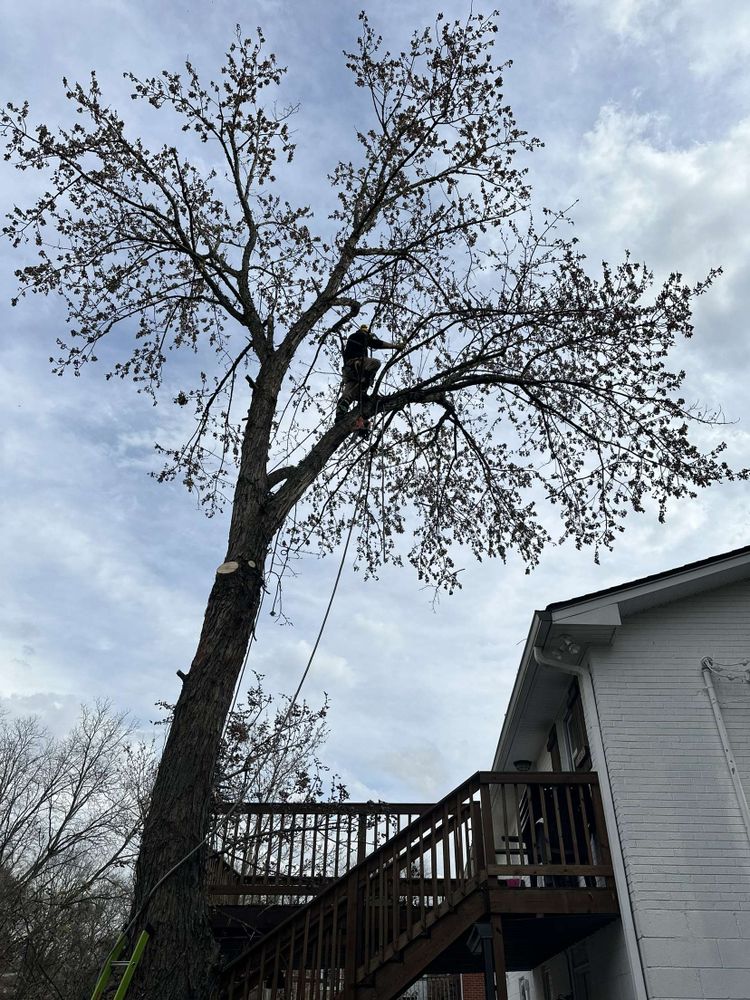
top-left (522, 951), bottom-right (569, 1000)
top-left (588, 579), bottom-right (750, 1000)
top-left (587, 921), bottom-right (637, 1000)
top-left (505, 972), bottom-right (524, 1000)
top-left (506, 921), bottom-right (634, 1000)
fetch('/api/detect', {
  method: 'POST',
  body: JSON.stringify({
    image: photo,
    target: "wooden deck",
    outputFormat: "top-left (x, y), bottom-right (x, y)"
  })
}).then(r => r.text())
top-left (208, 772), bottom-right (619, 999)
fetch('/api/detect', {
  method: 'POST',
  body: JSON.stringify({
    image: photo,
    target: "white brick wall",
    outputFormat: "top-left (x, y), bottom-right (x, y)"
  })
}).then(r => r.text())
top-left (589, 579), bottom-right (750, 1000)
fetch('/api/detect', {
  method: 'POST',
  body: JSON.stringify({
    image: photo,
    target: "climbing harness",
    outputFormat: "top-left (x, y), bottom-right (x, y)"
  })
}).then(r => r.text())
top-left (90, 929), bottom-right (150, 1000)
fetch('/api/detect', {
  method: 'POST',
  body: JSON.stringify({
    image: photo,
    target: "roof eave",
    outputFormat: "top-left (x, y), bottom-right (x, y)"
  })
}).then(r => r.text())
top-left (491, 610), bottom-right (550, 770)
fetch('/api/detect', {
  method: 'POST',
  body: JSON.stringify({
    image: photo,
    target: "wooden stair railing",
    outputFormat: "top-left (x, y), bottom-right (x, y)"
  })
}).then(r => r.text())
top-left (220, 771), bottom-right (615, 1000)
top-left (222, 772), bottom-right (485, 1000)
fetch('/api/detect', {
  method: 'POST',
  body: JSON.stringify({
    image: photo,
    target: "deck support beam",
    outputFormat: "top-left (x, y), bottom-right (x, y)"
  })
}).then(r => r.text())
top-left (475, 916), bottom-right (508, 1000)
top-left (491, 914), bottom-right (508, 1000)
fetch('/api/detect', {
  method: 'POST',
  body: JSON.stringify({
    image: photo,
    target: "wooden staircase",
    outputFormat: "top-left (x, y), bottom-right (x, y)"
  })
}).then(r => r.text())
top-left (216, 772), bottom-right (618, 1000)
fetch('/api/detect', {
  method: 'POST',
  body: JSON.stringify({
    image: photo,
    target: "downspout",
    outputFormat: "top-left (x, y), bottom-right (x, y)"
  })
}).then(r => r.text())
top-left (533, 647), bottom-right (649, 1000)
top-left (701, 657), bottom-right (750, 845)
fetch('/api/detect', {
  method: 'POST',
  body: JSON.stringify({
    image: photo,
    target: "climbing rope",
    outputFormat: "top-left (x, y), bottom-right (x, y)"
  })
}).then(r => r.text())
top-left (103, 429), bottom-right (378, 978)
top-left (223, 441), bottom-right (373, 783)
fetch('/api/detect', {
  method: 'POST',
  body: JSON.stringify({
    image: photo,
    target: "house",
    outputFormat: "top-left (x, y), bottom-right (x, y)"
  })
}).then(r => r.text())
top-left (496, 544), bottom-right (750, 1000)
top-left (207, 545), bottom-right (750, 1000)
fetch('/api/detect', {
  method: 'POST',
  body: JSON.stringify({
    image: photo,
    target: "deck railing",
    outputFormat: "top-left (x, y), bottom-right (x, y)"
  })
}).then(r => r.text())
top-left (208, 801), bottom-right (431, 903)
top-left (219, 771), bottom-right (614, 1000)
top-left (483, 771), bottom-right (612, 887)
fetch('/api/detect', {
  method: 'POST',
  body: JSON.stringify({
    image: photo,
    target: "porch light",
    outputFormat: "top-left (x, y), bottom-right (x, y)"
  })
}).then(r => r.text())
top-left (558, 634), bottom-right (582, 657)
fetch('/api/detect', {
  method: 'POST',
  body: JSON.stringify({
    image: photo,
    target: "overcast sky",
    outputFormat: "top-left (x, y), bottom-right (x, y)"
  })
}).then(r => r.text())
top-left (2, 0), bottom-right (749, 803)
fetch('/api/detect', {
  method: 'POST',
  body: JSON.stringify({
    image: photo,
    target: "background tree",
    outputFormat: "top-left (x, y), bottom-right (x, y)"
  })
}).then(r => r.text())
top-left (0, 683), bottom-right (341, 1000)
top-left (2, 10), bottom-right (743, 997)
top-left (206, 676), bottom-right (348, 910)
top-left (0, 703), bottom-right (154, 1000)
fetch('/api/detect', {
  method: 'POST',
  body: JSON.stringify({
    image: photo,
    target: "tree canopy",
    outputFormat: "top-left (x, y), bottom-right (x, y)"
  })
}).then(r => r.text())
top-left (3, 14), bottom-right (737, 595)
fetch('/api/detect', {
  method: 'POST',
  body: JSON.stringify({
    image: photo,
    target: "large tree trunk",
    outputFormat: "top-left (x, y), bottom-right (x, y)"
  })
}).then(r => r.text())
top-left (128, 365), bottom-right (284, 999)
top-left (129, 553), bottom-right (268, 998)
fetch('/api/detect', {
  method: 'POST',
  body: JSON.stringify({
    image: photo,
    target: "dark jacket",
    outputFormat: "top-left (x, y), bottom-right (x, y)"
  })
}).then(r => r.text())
top-left (343, 330), bottom-right (391, 364)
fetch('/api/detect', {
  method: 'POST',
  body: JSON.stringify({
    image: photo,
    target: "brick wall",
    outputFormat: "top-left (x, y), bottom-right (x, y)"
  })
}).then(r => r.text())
top-left (589, 579), bottom-right (750, 1000)
top-left (460, 973), bottom-right (485, 1000)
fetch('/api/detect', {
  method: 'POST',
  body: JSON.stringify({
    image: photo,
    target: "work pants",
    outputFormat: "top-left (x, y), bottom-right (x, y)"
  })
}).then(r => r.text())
top-left (336, 357), bottom-right (381, 419)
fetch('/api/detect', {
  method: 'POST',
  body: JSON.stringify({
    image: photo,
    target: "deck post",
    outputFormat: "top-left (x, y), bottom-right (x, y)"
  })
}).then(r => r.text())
top-left (343, 871), bottom-right (359, 1000)
top-left (475, 916), bottom-right (508, 1000)
top-left (489, 914), bottom-right (508, 1000)
top-left (356, 813), bottom-right (368, 863)
top-left (470, 801), bottom-right (486, 877)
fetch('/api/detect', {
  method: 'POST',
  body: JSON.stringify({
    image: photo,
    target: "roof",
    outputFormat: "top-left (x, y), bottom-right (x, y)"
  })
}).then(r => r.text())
top-left (546, 542), bottom-right (750, 613)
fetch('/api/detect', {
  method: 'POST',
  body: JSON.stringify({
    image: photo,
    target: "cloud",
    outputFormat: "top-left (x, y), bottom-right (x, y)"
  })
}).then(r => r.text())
top-left (1, 0), bottom-right (750, 806)
top-left (561, 0), bottom-right (663, 42)
top-left (0, 337), bottom-right (224, 718)
top-left (566, 105), bottom-right (750, 415)
top-left (574, 107), bottom-right (750, 268)
top-left (0, 691), bottom-right (85, 737)
top-left (376, 743), bottom-right (453, 800)
top-left (560, 0), bottom-right (750, 80)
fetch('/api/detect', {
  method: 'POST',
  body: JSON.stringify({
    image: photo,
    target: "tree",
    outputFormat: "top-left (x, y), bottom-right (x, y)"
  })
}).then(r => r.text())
top-left (0, 683), bottom-right (340, 1000)
top-left (211, 674), bottom-right (347, 807)
top-left (0, 703), bottom-right (154, 1000)
top-left (2, 10), bottom-right (743, 997)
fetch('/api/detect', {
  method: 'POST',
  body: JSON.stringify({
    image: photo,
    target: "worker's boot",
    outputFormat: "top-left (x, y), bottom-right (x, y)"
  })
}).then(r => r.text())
top-left (354, 416), bottom-right (371, 439)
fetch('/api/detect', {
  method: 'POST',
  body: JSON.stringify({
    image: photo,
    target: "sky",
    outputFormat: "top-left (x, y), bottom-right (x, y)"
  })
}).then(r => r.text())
top-left (1, 0), bottom-right (749, 803)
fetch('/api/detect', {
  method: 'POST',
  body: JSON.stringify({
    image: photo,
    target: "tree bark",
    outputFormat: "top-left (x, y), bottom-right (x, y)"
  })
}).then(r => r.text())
top-left (128, 364), bottom-right (284, 999)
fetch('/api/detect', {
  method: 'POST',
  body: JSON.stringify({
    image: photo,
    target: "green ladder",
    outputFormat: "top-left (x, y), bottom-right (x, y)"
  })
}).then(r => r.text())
top-left (90, 929), bottom-right (150, 1000)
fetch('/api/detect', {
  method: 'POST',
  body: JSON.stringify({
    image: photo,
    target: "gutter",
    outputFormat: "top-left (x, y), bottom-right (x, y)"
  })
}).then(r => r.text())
top-left (533, 646), bottom-right (649, 1000)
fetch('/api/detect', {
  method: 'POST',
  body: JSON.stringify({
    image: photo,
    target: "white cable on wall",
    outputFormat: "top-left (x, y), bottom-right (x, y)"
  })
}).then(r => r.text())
top-left (701, 656), bottom-right (750, 846)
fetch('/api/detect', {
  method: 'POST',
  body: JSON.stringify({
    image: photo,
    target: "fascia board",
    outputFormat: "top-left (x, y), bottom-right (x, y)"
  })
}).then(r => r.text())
top-left (491, 611), bottom-right (550, 770)
top-left (551, 604), bottom-right (622, 628)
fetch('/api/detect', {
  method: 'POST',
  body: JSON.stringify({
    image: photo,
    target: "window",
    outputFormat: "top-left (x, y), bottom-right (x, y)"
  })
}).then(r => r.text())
top-left (542, 968), bottom-right (553, 1000)
top-left (563, 680), bottom-right (591, 771)
top-left (546, 725), bottom-right (562, 772)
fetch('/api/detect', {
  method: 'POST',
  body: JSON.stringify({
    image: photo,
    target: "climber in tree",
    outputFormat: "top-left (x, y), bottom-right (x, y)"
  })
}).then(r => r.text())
top-left (335, 324), bottom-right (403, 430)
